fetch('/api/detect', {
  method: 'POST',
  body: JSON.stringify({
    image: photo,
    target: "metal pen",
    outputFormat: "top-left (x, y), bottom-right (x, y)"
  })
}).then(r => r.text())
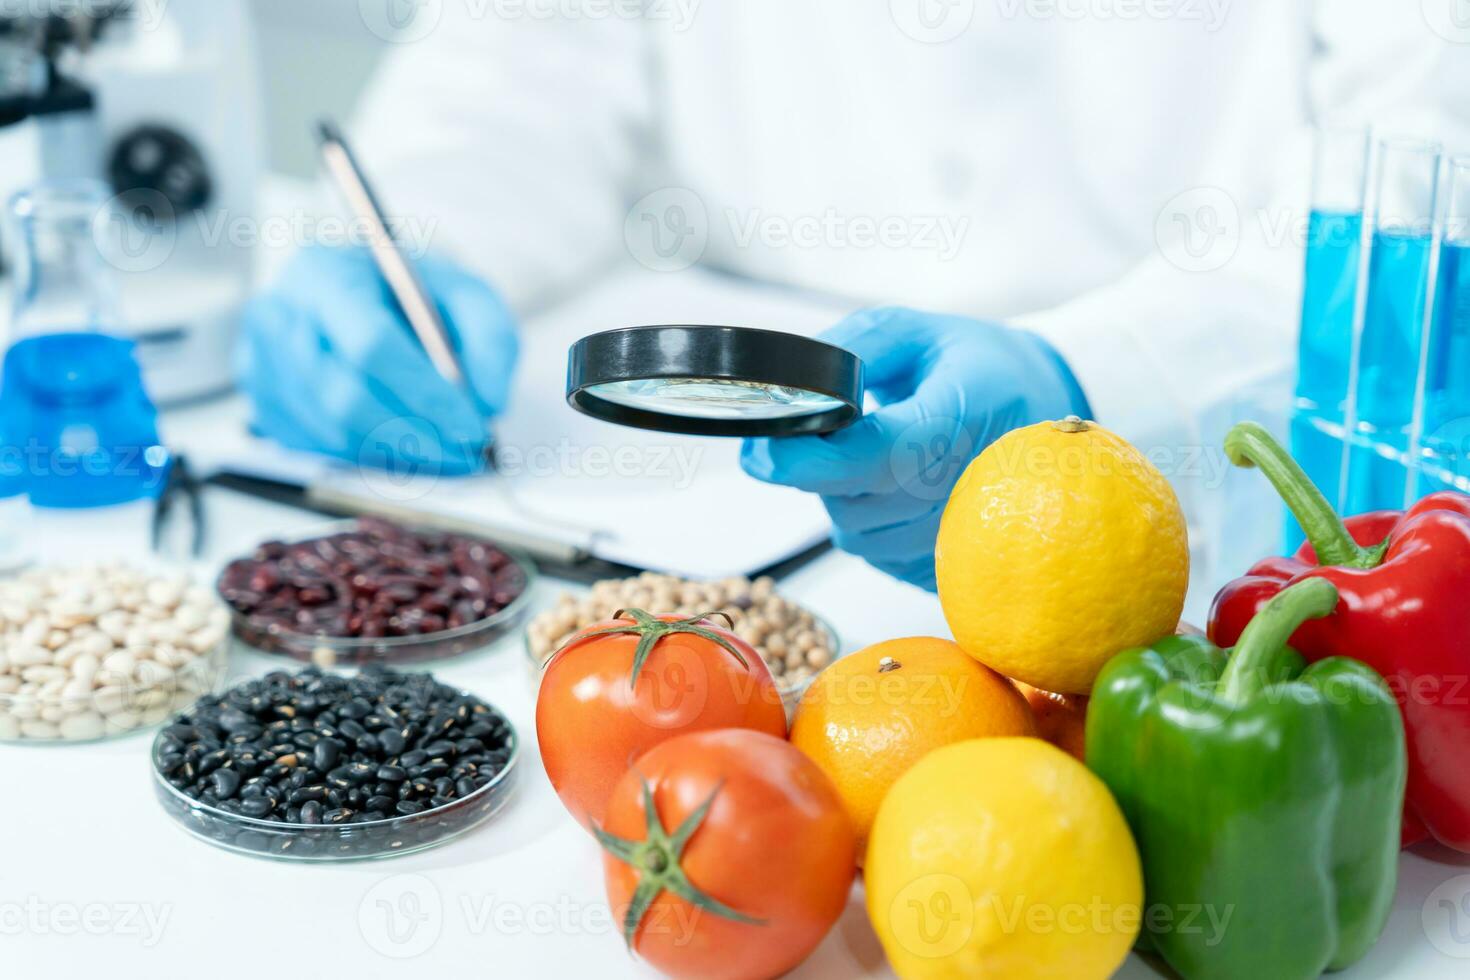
top-left (315, 118), bottom-right (467, 389)
top-left (309, 119), bottom-right (601, 565)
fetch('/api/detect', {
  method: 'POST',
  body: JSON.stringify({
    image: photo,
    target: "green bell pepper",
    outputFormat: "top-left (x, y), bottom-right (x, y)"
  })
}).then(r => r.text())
top-left (1085, 577), bottom-right (1405, 980)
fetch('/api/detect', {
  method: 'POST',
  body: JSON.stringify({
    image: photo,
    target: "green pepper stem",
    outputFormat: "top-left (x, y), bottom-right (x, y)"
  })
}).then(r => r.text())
top-left (1223, 422), bottom-right (1390, 569)
top-left (1218, 578), bottom-right (1340, 703)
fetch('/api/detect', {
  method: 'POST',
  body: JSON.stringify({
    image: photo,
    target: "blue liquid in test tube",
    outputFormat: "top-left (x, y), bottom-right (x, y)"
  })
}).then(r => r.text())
top-left (1340, 138), bottom-right (1443, 516)
top-left (1344, 228), bottom-right (1434, 512)
top-left (1291, 209), bottom-right (1362, 547)
top-left (1289, 128), bottom-right (1370, 550)
top-left (1416, 160), bottom-right (1470, 495)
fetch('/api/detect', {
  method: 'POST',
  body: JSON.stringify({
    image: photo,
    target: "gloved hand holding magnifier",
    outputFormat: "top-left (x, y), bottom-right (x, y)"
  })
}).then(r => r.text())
top-left (567, 310), bottom-right (1090, 592)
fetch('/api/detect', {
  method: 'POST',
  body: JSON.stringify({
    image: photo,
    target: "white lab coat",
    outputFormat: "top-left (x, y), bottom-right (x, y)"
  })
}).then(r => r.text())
top-left (352, 0), bottom-right (1464, 530)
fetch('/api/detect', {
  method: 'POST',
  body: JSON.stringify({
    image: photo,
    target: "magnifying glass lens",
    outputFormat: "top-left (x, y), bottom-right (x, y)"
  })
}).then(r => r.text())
top-left (586, 378), bottom-right (845, 421)
top-left (568, 325), bottom-right (864, 436)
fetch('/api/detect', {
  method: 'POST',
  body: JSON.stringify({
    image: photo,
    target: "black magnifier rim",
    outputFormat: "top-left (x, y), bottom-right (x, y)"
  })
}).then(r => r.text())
top-left (567, 325), bottom-right (865, 437)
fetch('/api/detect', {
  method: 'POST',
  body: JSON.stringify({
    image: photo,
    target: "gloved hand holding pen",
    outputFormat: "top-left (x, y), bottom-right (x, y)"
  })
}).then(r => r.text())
top-left (741, 307), bottom-right (1090, 590)
top-left (235, 245), bottom-right (519, 476)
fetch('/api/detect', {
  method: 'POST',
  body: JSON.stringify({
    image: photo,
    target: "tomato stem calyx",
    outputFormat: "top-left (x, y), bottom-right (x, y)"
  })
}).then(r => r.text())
top-left (594, 777), bottom-right (766, 949)
top-left (552, 607), bottom-right (750, 689)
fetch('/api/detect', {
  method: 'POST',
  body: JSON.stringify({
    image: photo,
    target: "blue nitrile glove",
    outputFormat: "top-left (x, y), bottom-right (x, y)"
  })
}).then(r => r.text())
top-left (236, 246), bottom-right (518, 476)
top-left (741, 307), bottom-right (1090, 590)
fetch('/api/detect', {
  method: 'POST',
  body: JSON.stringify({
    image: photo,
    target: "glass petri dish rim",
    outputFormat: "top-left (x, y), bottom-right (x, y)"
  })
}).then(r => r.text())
top-left (0, 634), bottom-right (229, 746)
top-left (214, 518), bottom-right (538, 657)
top-left (525, 608), bottom-right (844, 708)
top-left (148, 694), bottom-right (520, 834)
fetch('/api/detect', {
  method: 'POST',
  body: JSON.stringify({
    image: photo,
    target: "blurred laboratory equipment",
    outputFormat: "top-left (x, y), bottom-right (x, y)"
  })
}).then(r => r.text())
top-left (1292, 130), bottom-right (1470, 541)
top-left (1, 179), bottom-right (167, 508)
top-left (8, 180), bottom-right (118, 335)
top-left (0, 0), bottom-right (263, 404)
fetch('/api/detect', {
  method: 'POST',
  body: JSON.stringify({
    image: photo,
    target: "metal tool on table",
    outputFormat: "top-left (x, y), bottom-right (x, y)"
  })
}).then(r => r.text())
top-left (152, 452), bottom-right (205, 559)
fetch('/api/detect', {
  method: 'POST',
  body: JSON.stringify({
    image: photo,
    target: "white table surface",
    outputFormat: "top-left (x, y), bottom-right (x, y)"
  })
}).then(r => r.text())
top-left (4, 407), bottom-right (1470, 980)
top-left (4, 241), bottom-right (1470, 977)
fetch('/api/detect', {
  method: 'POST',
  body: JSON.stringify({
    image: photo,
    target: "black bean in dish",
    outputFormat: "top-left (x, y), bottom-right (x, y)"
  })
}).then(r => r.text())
top-left (151, 667), bottom-right (518, 861)
top-left (216, 519), bottom-right (534, 666)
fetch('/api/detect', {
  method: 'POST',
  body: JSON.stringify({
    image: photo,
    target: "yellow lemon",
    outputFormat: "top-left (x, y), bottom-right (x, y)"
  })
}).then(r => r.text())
top-left (789, 637), bottom-right (1035, 855)
top-left (865, 738), bottom-right (1143, 980)
top-left (935, 417), bottom-right (1187, 694)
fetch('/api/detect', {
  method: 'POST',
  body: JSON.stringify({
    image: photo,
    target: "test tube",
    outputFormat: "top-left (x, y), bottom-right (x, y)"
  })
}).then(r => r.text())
top-left (1340, 137), bottom-right (1443, 515)
top-left (1287, 127), bottom-right (1371, 549)
top-left (1412, 157), bottom-right (1470, 495)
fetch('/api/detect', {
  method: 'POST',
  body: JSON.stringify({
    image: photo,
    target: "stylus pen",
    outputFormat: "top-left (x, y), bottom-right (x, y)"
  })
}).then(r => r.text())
top-left (315, 118), bottom-right (467, 390)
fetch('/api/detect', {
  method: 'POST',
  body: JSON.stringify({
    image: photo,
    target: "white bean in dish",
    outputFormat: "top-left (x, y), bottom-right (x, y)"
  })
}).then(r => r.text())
top-left (0, 565), bottom-right (229, 743)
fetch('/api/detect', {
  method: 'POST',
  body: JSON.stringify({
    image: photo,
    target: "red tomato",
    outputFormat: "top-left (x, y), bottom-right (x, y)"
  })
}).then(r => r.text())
top-left (536, 610), bottom-right (787, 830)
top-left (599, 729), bottom-right (856, 980)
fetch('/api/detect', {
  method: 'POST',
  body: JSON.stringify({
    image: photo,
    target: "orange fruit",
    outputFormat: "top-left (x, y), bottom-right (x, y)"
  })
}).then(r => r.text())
top-left (1017, 682), bottom-right (1088, 763)
top-left (789, 637), bottom-right (1035, 853)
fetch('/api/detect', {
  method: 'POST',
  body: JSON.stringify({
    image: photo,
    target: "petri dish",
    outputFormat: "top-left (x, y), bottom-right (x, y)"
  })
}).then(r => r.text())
top-left (216, 520), bottom-right (537, 668)
top-left (152, 745), bottom-right (518, 862)
top-left (524, 610), bottom-right (843, 722)
top-left (150, 673), bottom-right (520, 862)
top-left (0, 636), bottom-right (226, 745)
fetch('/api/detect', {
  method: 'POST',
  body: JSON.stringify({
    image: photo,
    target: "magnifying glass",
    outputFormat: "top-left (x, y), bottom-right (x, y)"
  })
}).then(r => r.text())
top-left (566, 325), bottom-right (865, 437)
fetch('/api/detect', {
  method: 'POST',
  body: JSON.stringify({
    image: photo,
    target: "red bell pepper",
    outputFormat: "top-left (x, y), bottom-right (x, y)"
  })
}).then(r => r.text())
top-left (1209, 422), bottom-right (1470, 853)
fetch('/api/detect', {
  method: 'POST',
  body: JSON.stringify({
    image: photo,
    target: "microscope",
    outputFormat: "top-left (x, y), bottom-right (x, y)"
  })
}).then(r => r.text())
top-left (0, 0), bottom-right (264, 404)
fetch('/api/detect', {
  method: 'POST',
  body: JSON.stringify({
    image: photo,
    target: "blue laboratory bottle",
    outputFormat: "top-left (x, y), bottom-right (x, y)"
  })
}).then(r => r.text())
top-left (1, 333), bottom-right (168, 507)
top-left (3, 181), bottom-right (167, 508)
top-left (1289, 128), bottom-right (1369, 550)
